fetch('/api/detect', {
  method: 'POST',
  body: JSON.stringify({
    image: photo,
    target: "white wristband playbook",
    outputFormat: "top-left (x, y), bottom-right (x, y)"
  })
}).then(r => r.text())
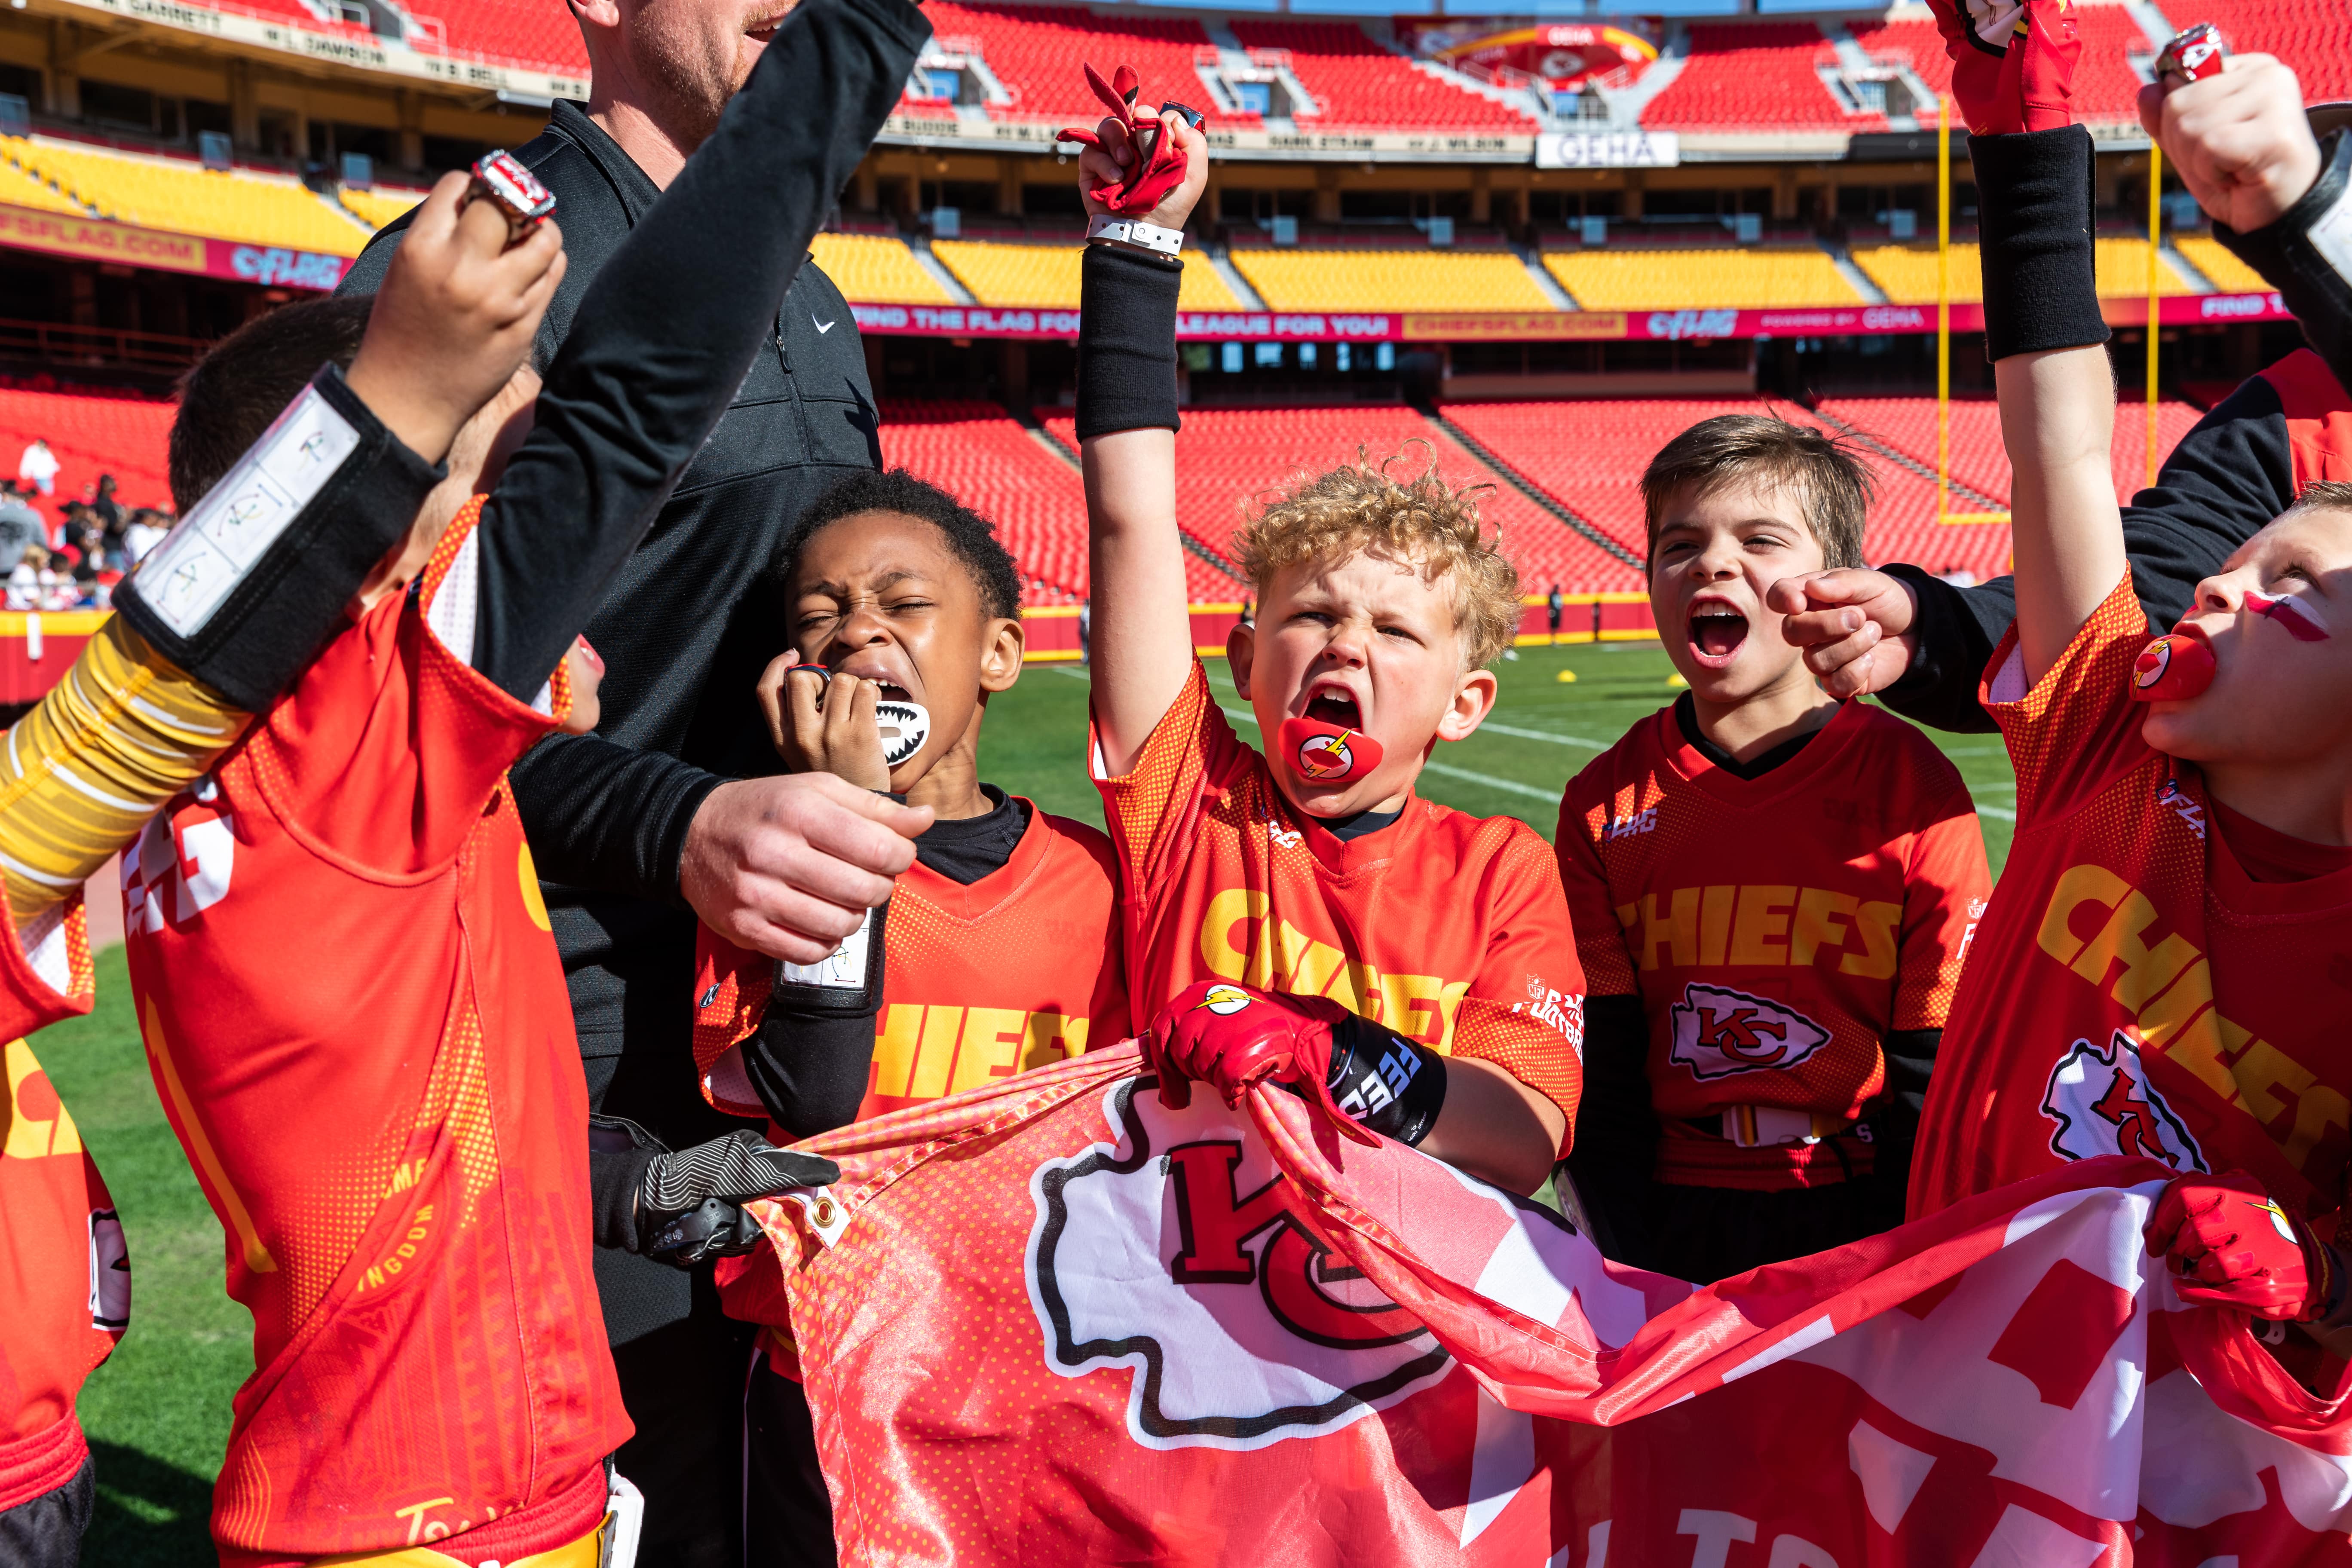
top-left (1086, 215), bottom-right (1185, 257)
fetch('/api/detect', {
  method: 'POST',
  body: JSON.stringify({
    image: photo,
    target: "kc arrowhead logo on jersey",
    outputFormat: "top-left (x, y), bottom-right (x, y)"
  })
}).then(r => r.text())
top-left (2041, 1029), bottom-right (2206, 1171)
top-left (1668, 983), bottom-right (1831, 1081)
top-left (1026, 1078), bottom-right (1449, 1449)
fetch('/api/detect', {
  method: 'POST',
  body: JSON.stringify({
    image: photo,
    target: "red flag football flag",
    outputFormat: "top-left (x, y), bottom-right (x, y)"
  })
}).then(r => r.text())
top-left (720, 1045), bottom-right (2352, 1565)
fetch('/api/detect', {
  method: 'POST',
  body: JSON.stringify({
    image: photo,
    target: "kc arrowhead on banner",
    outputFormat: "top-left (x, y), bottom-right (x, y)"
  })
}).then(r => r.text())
top-left (717, 1044), bottom-right (2352, 1565)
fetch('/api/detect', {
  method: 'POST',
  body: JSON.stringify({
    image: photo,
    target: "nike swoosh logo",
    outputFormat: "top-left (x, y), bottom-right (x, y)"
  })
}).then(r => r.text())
top-left (814, 318), bottom-right (836, 334)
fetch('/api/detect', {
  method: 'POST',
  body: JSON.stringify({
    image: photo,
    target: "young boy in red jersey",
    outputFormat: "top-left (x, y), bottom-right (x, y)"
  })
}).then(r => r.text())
top-left (1075, 113), bottom-right (1581, 1197)
top-left (689, 468), bottom-right (1129, 1563)
top-left (1557, 416), bottom-right (1990, 1282)
top-left (1908, 0), bottom-right (2352, 1367)
top-left (115, 1), bottom-right (932, 1561)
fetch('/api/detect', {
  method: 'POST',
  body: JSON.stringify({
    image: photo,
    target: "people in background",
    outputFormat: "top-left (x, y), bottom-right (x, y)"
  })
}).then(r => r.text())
top-left (15, 438), bottom-right (56, 498)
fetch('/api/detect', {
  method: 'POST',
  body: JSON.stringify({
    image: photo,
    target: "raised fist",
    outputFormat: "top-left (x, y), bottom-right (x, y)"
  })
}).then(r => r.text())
top-left (2145, 1170), bottom-right (2338, 1322)
top-left (1928, 0), bottom-right (2083, 135)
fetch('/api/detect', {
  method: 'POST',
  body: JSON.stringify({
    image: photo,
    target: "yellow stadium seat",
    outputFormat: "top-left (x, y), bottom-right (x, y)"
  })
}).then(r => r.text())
top-left (1228, 248), bottom-right (1551, 312)
top-left (0, 142), bottom-right (92, 218)
top-left (1850, 242), bottom-right (1983, 304)
top-left (338, 186), bottom-right (425, 230)
top-left (932, 240), bottom-right (1241, 311)
top-left (1851, 239), bottom-right (2194, 305)
top-left (2092, 236), bottom-right (2193, 297)
top-left (1541, 246), bottom-right (1860, 309)
top-left (2172, 234), bottom-right (2270, 294)
top-left (811, 233), bottom-right (954, 306)
top-left (11, 139), bottom-right (372, 256)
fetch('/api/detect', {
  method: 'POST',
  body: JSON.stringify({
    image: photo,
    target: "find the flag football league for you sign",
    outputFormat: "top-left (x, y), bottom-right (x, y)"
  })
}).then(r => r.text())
top-left (720, 1047), bottom-right (2352, 1566)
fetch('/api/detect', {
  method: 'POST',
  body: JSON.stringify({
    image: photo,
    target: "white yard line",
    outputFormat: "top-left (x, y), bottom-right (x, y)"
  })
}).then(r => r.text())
top-left (1418, 760), bottom-right (1568, 805)
top-left (1474, 719), bottom-right (1611, 750)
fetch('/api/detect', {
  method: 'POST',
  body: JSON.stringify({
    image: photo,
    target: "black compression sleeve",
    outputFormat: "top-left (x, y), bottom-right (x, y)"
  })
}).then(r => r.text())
top-left (741, 902), bottom-right (888, 1139)
top-left (2216, 130), bottom-right (2352, 396)
top-left (467, 0), bottom-right (931, 701)
top-left (506, 732), bottom-right (724, 905)
top-left (1562, 994), bottom-right (1654, 1262)
top-left (114, 365), bottom-right (443, 712)
top-left (587, 1115), bottom-right (666, 1254)
top-left (1323, 1015), bottom-right (1446, 1146)
top-left (1075, 244), bottom-right (1182, 441)
top-left (1969, 126), bottom-right (2108, 363)
top-left (1877, 375), bottom-right (2297, 732)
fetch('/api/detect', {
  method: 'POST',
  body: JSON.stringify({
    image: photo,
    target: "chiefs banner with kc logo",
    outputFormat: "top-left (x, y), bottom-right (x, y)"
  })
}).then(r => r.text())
top-left (720, 1045), bottom-right (2352, 1565)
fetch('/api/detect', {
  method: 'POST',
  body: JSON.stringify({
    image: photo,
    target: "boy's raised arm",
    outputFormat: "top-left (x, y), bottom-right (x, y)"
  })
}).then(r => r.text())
top-left (470, 0), bottom-right (933, 702)
top-left (1932, 0), bottom-right (2123, 685)
top-left (1077, 113), bottom-right (1210, 776)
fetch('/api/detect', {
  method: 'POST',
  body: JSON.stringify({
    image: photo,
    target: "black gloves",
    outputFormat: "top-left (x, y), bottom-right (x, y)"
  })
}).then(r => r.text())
top-left (588, 1117), bottom-right (839, 1269)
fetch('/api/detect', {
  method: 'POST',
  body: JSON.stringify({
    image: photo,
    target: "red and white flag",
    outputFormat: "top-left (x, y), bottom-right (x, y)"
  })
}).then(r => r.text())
top-left (721, 1045), bottom-right (2352, 1566)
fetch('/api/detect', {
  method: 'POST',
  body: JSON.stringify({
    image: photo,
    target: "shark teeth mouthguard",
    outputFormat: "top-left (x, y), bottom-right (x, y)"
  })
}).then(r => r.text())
top-left (876, 698), bottom-right (931, 767)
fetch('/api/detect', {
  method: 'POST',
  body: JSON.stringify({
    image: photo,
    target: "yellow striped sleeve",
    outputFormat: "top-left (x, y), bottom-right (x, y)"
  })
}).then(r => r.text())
top-left (0, 617), bottom-right (251, 925)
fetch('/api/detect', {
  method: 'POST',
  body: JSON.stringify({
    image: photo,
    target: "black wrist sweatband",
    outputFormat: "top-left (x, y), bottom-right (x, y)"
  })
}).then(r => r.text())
top-left (1323, 1015), bottom-right (1447, 1147)
top-left (1076, 242), bottom-right (1182, 441)
top-left (587, 1114), bottom-right (667, 1255)
top-left (1969, 126), bottom-right (2109, 364)
top-left (116, 364), bottom-right (444, 712)
top-left (2216, 129), bottom-right (2352, 397)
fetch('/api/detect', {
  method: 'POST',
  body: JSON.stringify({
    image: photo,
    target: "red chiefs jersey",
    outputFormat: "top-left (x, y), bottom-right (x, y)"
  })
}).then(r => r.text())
top-left (1558, 700), bottom-right (1989, 1189)
top-left (1913, 573), bottom-right (2352, 1236)
top-left (120, 503), bottom-right (628, 1567)
top-left (1092, 662), bottom-right (1585, 1137)
top-left (694, 801), bottom-right (1130, 1126)
top-left (0, 895), bottom-right (123, 1515)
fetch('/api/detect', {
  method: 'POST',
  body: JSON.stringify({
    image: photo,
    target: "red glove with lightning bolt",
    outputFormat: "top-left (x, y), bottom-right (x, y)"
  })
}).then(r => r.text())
top-left (2145, 1171), bottom-right (2340, 1322)
top-left (1142, 980), bottom-right (1381, 1145)
top-left (1058, 64), bottom-right (1194, 216)
top-left (1928, 0), bottom-right (2084, 135)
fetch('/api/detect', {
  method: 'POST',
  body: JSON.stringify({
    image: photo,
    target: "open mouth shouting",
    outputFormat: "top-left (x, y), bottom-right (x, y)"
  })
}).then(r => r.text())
top-left (1304, 687), bottom-right (1362, 730)
top-left (1686, 599), bottom-right (1749, 670)
top-left (873, 683), bottom-right (930, 768)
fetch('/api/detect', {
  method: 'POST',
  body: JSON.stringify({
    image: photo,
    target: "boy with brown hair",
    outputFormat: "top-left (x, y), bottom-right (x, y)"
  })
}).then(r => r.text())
top-left (1556, 414), bottom-right (1989, 1281)
top-left (1908, 0), bottom-right (2352, 1365)
top-left (1076, 110), bottom-right (1581, 1197)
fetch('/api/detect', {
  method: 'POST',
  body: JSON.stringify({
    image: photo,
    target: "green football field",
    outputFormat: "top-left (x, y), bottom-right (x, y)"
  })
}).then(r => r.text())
top-left (41, 637), bottom-right (2018, 1565)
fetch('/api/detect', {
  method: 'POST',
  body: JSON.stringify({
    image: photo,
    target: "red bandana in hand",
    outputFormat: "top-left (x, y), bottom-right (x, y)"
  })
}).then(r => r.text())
top-left (1058, 64), bottom-right (1193, 217)
top-left (2146, 1171), bottom-right (2337, 1323)
top-left (1929, 0), bottom-right (2083, 134)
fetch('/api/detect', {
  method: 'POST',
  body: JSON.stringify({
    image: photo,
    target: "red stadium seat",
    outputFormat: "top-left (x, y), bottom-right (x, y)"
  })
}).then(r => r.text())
top-left (2185, 0), bottom-right (2352, 103)
top-left (1641, 22), bottom-right (1864, 133)
top-left (0, 378), bottom-right (177, 525)
top-left (1040, 403), bottom-right (1640, 595)
top-left (915, 2), bottom-right (1256, 130)
top-left (1227, 21), bottom-right (1534, 132)
top-left (403, 0), bottom-right (589, 74)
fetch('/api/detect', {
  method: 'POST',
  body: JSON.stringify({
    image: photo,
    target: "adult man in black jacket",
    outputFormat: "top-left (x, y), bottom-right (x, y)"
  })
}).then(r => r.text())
top-left (339, 0), bottom-right (928, 1561)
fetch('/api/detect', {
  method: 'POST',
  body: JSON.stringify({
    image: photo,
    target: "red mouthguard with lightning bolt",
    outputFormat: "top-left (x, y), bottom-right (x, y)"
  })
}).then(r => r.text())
top-left (2131, 631), bottom-right (2217, 702)
top-left (1277, 718), bottom-right (1384, 785)
top-left (1058, 64), bottom-right (1193, 216)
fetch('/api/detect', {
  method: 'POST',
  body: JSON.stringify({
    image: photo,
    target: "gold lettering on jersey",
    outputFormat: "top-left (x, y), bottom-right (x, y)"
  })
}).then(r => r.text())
top-left (870, 1004), bottom-right (1091, 1102)
top-left (1, 1038), bottom-right (83, 1159)
top-left (2034, 863), bottom-right (2352, 1177)
top-left (1615, 885), bottom-right (1903, 980)
top-left (352, 1204), bottom-right (436, 1297)
top-left (1196, 888), bottom-right (1472, 1049)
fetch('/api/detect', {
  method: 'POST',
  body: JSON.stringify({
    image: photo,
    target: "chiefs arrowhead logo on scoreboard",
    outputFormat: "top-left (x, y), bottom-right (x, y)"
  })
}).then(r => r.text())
top-left (1025, 1079), bottom-right (1450, 1450)
top-left (1668, 983), bottom-right (1831, 1081)
top-left (2042, 1028), bottom-right (2207, 1171)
